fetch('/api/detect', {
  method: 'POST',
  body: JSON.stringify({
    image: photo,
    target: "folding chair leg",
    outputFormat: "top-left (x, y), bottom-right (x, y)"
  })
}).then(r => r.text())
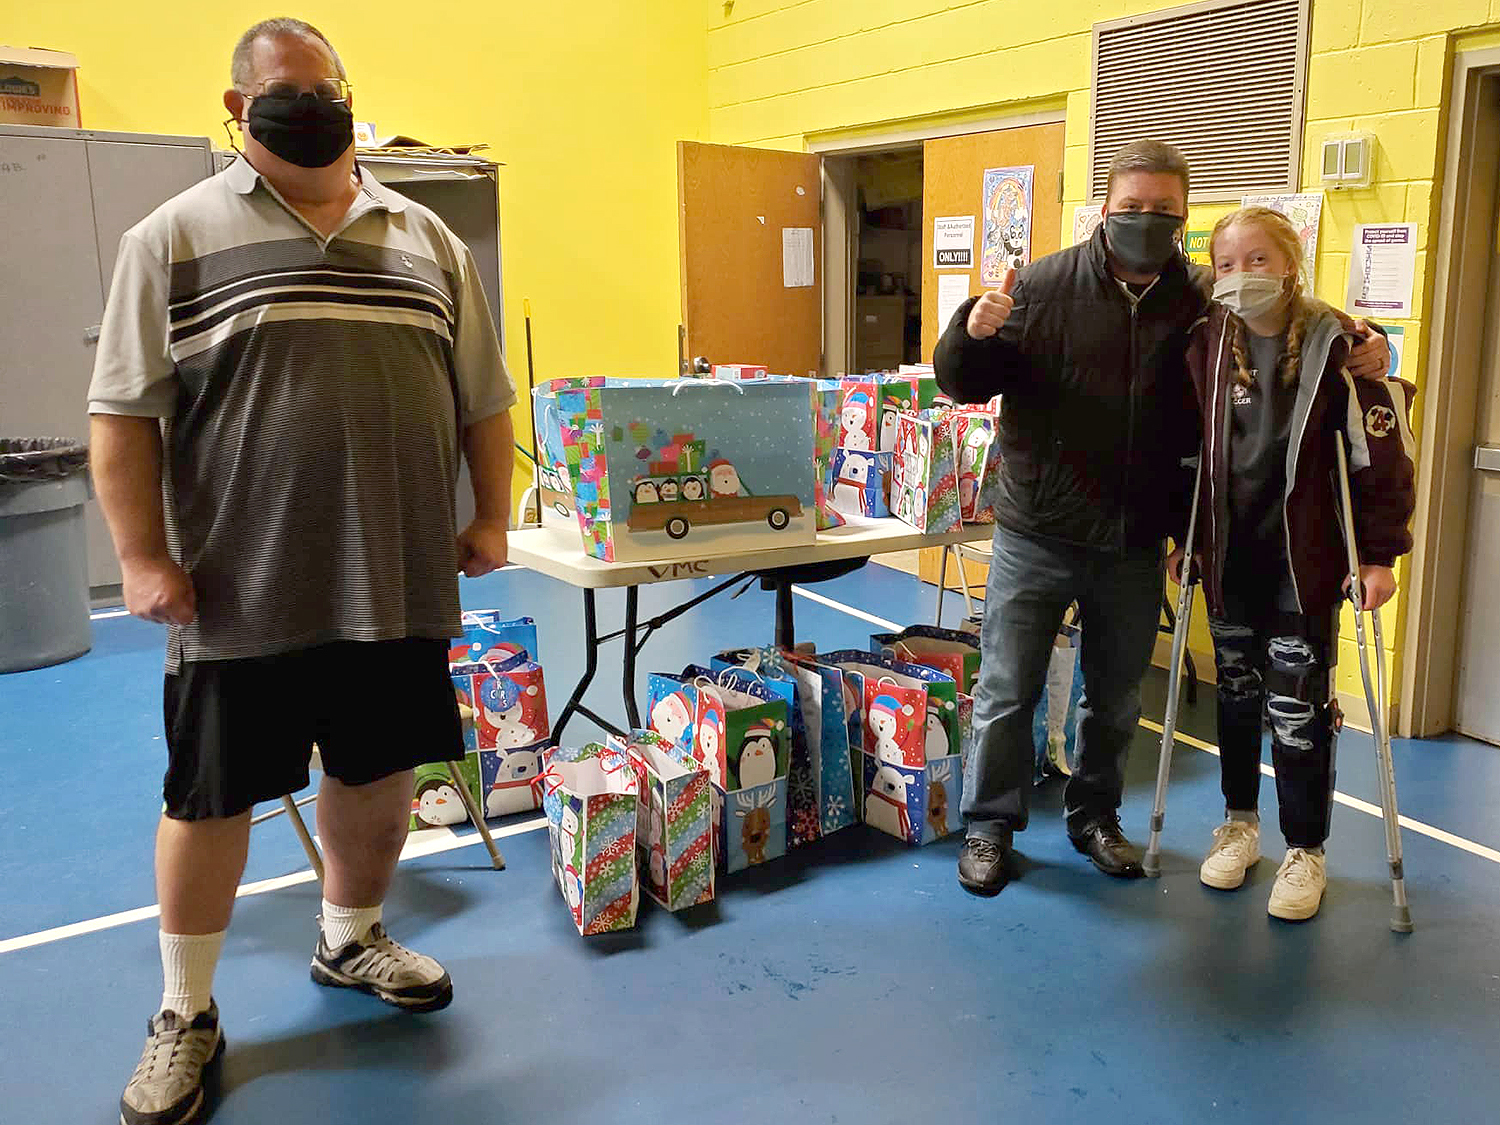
top-left (935, 545), bottom-right (951, 627)
top-left (282, 796), bottom-right (324, 882)
top-left (447, 762), bottom-right (506, 870)
top-left (954, 550), bottom-right (974, 622)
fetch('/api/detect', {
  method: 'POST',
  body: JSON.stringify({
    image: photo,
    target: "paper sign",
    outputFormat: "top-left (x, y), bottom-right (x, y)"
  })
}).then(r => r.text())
top-left (1184, 230), bottom-right (1212, 266)
top-left (980, 166), bottom-right (1034, 285)
top-left (1243, 192), bottom-right (1324, 287)
top-left (1072, 204), bottom-right (1103, 246)
top-left (782, 227), bottom-right (814, 288)
top-left (937, 274), bottom-right (971, 334)
top-left (1384, 325), bottom-right (1406, 380)
top-left (934, 216), bottom-right (975, 269)
top-left (1346, 223), bottom-right (1417, 319)
top-left (354, 121), bottom-right (377, 146)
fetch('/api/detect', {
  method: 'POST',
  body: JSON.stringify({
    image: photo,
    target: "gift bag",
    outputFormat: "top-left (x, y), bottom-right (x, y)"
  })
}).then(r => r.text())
top-left (532, 378), bottom-right (608, 524)
top-left (811, 380), bottom-right (848, 531)
top-left (890, 410), bottom-right (961, 533)
top-left (449, 651), bottom-right (551, 818)
top-left (836, 377), bottom-right (880, 452)
top-left (950, 409), bottom-right (1000, 524)
top-left (646, 671), bottom-right (791, 873)
top-left (451, 612), bottom-right (539, 667)
top-left (828, 448), bottom-right (891, 519)
top-left (614, 731), bottom-right (715, 911)
top-left (409, 758), bottom-right (481, 830)
top-left (861, 751), bottom-right (964, 845)
top-left (1032, 619), bottom-right (1082, 780)
top-left (876, 372), bottom-right (944, 453)
top-left (870, 625), bottom-right (982, 694)
top-left (820, 650), bottom-right (963, 846)
top-left (556, 378), bottom-right (817, 562)
top-left (781, 653), bottom-right (860, 836)
top-left (541, 746), bottom-right (641, 935)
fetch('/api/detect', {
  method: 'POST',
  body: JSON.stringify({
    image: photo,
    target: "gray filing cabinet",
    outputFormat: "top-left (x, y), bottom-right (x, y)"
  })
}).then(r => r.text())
top-left (1, 125), bottom-right (216, 596)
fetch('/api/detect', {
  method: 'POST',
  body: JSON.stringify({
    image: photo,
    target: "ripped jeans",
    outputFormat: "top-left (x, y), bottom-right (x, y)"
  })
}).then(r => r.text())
top-left (1208, 571), bottom-right (1339, 849)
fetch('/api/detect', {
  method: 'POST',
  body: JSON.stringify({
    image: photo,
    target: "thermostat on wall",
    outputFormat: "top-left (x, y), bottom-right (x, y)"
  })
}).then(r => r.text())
top-left (1320, 132), bottom-right (1376, 189)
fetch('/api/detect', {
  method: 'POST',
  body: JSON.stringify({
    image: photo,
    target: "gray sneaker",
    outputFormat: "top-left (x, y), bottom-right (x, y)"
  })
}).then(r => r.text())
top-left (310, 921), bottom-right (453, 1012)
top-left (119, 1001), bottom-right (224, 1125)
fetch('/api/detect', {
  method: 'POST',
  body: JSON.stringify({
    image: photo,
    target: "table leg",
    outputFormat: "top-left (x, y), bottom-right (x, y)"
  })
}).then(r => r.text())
top-left (622, 585), bottom-right (641, 730)
top-left (774, 580), bottom-right (795, 650)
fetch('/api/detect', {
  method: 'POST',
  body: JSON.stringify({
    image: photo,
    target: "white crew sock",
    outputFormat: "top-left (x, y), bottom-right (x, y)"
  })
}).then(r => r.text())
top-left (322, 901), bottom-right (382, 950)
top-left (159, 930), bottom-right (225, 1018)
top-left (1227, 809), bottom-right (1260, 826)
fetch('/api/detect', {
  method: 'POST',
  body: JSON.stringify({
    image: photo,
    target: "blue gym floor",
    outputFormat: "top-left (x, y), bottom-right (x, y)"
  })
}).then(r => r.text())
top-left (2, 560), bottom-right (1497, 1124)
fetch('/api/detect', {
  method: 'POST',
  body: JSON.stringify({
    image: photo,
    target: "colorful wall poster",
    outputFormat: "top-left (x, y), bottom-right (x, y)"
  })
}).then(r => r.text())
top-left (980, 166), bottom-right (1034, 285)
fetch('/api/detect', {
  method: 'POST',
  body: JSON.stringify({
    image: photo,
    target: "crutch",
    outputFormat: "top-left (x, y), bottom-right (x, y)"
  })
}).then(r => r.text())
top-left (1143, 452), bottom-right (1203, 878)
top-left (1335, 437), bottom-right (1413, 933)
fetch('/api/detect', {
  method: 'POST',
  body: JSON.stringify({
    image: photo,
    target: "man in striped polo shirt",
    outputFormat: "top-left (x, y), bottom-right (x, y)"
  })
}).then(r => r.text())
top-left (88, 19), bottom-right (515, 1125)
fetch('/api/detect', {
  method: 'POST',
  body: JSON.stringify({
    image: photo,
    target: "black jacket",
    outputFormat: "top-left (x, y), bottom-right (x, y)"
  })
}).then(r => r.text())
top-left (934, 226), bottom-right (1206, 554)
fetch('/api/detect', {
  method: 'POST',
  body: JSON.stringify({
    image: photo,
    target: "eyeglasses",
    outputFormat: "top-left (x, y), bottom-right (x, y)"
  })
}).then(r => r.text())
top-left (244, 78), bottom-right (351, 104)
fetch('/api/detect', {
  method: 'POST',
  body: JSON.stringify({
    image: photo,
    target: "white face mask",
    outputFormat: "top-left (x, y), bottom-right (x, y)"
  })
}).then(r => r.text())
top-left (1212, 271), bottom-right (1288, 320)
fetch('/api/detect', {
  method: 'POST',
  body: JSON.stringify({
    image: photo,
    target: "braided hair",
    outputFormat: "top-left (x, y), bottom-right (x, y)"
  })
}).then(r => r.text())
top-left (1210, 207), bottom-right (1310, 388)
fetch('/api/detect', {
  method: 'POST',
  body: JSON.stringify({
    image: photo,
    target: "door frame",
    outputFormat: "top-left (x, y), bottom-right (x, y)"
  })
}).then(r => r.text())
top-left (807, 108), bottom-right (1066, 378)
top-left (1398, 47), bottom-right (1500, 737)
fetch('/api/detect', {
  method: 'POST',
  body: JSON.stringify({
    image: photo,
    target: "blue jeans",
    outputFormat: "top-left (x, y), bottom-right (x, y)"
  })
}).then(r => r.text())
top-left (962, 526), bottom-right (1164, 840)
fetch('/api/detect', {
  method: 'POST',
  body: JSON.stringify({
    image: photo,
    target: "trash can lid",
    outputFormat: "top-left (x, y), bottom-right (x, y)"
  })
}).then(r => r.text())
top-left (0, 438), bottom-right (89, 482)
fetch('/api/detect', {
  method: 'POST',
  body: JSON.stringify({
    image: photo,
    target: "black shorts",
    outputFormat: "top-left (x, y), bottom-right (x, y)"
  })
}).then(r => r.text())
top-left (162, 638), bottom-right (463, 820)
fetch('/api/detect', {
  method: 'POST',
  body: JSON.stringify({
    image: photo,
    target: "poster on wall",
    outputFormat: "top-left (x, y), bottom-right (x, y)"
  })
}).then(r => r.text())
top-left (1242, 192), bottom-right (1324, 288)
top-left (1072, 203), bottom-right (1103, 246)
top-left (1184, 230), bottom-right (1212, 267)
top-left (937, 274), bottom-right (971, 332)
top-left (980, 166), bottom-right (1034, 284)
top-left (933, 216), bottom-right (975, 269)
top-left (1345, 223), bottom-right (1417, 319)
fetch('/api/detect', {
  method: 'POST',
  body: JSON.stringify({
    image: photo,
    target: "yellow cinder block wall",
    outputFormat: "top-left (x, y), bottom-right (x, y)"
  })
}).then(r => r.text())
top-left (707, 0), bottom-right (1500, 719)
top-left (8, 2), bottom-right (710, 510)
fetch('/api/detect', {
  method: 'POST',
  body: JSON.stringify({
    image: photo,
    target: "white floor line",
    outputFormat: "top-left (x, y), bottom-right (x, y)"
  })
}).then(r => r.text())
top-left (0, 816), bottom-right (548, 957)
top-left (1139, 718), bottom-right (1500, 865)
top-left (799, 582), bottom-right (1500, 867)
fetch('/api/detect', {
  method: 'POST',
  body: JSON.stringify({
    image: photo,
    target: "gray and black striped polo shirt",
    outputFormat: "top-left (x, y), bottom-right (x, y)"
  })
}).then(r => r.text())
top-left (88, 156), bottom-right (515, 671)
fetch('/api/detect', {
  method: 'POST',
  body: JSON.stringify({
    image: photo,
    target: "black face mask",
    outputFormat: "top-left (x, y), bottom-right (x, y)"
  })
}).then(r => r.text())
top-left (246, 91), bottom-right (353, 168)
top-left (1105, 211), bottom-right (1184, 275)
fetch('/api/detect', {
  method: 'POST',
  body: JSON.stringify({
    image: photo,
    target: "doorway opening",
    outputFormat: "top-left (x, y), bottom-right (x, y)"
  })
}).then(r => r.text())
top-left (853, 149), bottom-right (924, 373)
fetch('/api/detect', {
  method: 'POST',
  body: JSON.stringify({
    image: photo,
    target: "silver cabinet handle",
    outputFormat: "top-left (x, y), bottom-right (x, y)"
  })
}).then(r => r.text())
top-left (83, 325), bottom-right (101, 345)
top-left (1476, 445), bottom-right (1500, 473)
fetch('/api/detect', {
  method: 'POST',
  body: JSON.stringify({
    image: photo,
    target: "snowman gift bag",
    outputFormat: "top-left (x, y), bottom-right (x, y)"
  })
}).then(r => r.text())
top-left (835, 377), bottom-right (880, 453)
top-left (540, 745), bottom-right (642, 936)
top-left (612, 731), bottom-right (715, 911)
top-left (449, 651), bottom-right (552, 820)
top-left (818, 649), bottom-right (964, 846)
top-left (890, 410), bottom-right (962, 534)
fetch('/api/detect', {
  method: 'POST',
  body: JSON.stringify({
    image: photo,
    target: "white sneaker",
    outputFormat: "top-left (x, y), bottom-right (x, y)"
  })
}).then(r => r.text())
top-left (1199, 819), bottom-right (1261, 890)
top-left (1268, 847), bottom-right (1327, 921)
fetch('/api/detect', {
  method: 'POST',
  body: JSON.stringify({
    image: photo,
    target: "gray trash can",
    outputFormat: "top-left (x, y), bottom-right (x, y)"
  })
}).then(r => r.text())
top-left (0, 438), bottom-right (93, 674)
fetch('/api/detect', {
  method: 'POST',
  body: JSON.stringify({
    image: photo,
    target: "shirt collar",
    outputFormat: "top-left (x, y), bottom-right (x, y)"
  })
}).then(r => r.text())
top-left (224, 154), bottom-right (407, 214)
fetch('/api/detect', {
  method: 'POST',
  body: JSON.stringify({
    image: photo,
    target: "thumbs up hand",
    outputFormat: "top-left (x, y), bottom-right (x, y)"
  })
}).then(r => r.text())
top-left (965, 267), bottom-right (1017, 340)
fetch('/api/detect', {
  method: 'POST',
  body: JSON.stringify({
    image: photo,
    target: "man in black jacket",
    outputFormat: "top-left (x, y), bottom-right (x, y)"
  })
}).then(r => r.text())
top-left (935, 140), bottom-right (1391, 895)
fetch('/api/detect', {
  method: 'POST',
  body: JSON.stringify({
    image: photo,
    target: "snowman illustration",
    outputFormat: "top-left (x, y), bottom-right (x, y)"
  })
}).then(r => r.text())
top-left (696, 708), bottom-right (725, 786)
top-left (867, 694), bottom-right (912, 765)
top-left (840, 391), bottom-right (873, 450)
top-left (865, 764), bottom-right (913, 841)
top-left (646, 784), bottom-right (667, 889)
top-left (708, 460), bottom-right (742, 498)
top-left (650, 691), bottom-right (695, 750)
top-left (481, 675), bottom-right (539, 749)
top-left (413, 777), bottom-right (467, 828)
top-left (559, 800), bottom-right (584, 911)
top-left (831, 451), bottom-right (874, 515)
top-left (737, 720), bottom-right (779, 788)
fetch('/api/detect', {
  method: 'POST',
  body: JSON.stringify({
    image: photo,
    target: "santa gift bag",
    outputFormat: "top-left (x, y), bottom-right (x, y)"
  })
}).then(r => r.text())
top-left (448, 651), bottom-right (551, 817)
top-left (827, 448), bottom-right (891, 520)
top-left (540, 746), bottom-right (641, 935)
top-left (613, 731), bottom-right (716, 911)
top-left (555, 378), bottom-right (817, 562)
top-left (451, 612), bottom-right (539, 668)
top-left (869, 625), bottom-right (982, 694)
top-left (890, 410), bottom-right (962, 533)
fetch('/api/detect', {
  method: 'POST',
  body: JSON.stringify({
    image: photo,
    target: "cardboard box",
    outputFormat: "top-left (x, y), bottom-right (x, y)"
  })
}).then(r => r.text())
top-left (0, 47), bottom-right (81, 128)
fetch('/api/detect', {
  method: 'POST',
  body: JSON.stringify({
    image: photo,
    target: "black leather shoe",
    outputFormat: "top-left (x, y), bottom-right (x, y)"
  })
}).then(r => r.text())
top-left (1068, 818), bottom-right (1145, 878)
top-left (957, 836), bottom-right (1012, 896)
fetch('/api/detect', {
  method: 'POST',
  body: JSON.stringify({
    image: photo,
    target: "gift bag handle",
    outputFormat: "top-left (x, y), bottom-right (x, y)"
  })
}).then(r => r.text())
top-left (672, 379), bottom-right (746, 396)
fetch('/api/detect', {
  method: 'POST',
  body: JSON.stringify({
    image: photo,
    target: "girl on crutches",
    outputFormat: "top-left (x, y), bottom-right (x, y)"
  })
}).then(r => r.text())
top-left (1166, 207), bottom-right (1417, 921)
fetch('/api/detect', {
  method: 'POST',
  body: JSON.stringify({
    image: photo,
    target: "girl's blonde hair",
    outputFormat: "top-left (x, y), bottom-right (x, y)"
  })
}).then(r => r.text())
top-left (1209, 206), bottom-right (1310, 388)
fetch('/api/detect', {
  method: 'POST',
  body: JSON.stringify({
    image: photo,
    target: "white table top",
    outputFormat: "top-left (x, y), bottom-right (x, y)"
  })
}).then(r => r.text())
top-left (507, 516), bottom-right (994, 590)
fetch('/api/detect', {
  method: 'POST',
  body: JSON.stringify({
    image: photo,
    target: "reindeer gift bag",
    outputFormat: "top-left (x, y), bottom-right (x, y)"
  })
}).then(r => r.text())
top-left (819, 650), bottom-right (963, 845)
top-left (540, 745), bottom-right (641, 936)
top-left (614, 731), bottom-right (716, 912)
